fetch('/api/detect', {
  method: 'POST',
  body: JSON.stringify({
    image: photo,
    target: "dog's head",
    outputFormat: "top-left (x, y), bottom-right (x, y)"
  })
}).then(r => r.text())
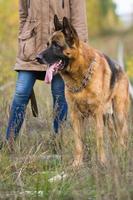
top-left (36, 15), bottom-right (80, 82)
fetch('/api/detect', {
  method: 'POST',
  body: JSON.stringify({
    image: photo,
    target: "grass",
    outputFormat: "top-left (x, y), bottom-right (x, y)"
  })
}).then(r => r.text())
top-left (0, 27), bottom-right (133, 200)
top-left (0, 82), bottom-right (133, 200)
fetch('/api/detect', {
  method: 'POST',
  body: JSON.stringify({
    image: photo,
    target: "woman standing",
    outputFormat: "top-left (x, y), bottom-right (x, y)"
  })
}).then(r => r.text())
top-left (6, 0), bottom-right (88, 141)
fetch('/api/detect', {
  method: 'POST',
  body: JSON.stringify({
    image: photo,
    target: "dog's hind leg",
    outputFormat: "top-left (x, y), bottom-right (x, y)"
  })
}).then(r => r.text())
top-left (113, 99), bottom-right (129, 147)
top-left (113, 77), bottom-right (129, 147)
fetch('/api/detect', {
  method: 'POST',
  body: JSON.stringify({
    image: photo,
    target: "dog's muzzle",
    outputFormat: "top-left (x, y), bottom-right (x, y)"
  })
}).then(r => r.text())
top-left (36, 54), bottom-right (47, 64)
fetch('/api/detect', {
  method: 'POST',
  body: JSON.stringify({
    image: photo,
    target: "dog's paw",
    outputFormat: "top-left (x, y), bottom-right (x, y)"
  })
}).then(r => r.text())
top-left (119, 138), bottom-right (128, 149)
top-left (72, 159), bottom-right (84, 168)
top-left (99, 153), bottom-right (107, 166)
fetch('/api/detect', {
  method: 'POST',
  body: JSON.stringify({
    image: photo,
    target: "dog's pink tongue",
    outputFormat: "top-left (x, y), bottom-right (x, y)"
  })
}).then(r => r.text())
top-left (45, 61), bottom-right (61, 84)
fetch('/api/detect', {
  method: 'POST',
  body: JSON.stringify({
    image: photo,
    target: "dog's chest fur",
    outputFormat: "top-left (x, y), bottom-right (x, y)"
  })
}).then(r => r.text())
top-left (66, 88), bottom-right (102, 117)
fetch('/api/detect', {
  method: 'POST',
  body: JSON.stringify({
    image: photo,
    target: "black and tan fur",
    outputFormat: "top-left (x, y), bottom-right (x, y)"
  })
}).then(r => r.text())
top-left (37, 15), bottom-right (130, 166)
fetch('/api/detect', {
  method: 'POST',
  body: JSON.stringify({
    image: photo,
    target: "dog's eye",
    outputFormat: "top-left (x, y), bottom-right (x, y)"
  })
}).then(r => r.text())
top-left (52, 41), bottom-right (61, 49)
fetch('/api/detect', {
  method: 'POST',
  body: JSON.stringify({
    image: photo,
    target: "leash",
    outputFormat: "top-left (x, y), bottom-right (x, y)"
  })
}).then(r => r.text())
top-left (30, 89), bottom-right (38, 117)
top-left (62, 0), bottom-right (64, 8)
top-left (65, 59), bottom-right (97, 93)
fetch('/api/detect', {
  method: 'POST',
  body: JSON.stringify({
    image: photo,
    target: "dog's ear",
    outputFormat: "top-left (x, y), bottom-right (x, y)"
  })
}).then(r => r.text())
top-left (62, 17), bottom-right (79, 46)
top-left (54, 15), bottom-right (63, 31)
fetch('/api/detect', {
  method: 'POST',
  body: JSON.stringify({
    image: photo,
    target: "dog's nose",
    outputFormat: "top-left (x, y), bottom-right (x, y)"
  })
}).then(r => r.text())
top-left (36, 54), bottom-right (44, 64)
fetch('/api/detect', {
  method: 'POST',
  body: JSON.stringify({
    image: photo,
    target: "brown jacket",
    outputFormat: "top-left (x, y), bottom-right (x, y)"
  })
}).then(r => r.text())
top-left (14, 0), bottom-right (88, 71)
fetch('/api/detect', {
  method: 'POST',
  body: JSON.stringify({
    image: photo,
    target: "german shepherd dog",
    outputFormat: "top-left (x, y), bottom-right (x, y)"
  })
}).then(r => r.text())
top-left (37, 15), bottom-right (129, 166)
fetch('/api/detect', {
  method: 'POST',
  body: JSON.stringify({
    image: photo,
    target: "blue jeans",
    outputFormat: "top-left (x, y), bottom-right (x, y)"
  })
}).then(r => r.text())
top-left (6, 71), bottom-right (68, 140)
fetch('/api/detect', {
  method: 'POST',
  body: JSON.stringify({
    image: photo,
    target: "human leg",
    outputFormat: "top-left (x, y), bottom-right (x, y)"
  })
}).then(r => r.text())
top-left (51, 74), bottom-right (68, 133)
top-left (6, 71), bottom-right (36, 140)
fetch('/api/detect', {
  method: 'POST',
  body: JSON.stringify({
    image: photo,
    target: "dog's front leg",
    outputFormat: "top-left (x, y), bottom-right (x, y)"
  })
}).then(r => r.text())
top-left (95, 112), bottom-right (106, 164)
top-left (70, 109), bottom-right (84, 167)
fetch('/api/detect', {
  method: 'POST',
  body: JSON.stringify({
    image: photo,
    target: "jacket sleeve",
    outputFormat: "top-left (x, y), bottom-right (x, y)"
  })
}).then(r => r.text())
top-left (69, 0), bottom-right (88, 43)
top-left (19, 0), bottom-right (28, 34)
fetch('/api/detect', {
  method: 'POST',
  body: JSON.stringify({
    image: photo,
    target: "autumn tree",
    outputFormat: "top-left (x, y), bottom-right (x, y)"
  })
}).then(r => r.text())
top-left (86, 0), bottom-right (118, 36)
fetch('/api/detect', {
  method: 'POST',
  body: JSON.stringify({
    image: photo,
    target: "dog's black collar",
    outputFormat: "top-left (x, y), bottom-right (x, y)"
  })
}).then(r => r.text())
top-left (66, 59), bottom-right (97, 93)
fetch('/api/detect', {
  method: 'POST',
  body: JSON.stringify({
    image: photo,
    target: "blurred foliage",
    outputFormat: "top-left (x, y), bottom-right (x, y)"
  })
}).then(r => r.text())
top-left (0, 0), bottom-right (133, 85)
top-left (127, 56), bottom-right (133, 83)
top-left (0, 0), bottom-right (18, 43)
top-left (0, 0), bottom-right (18, 85)
top-left (86, 0), bottom-right (119, 36)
